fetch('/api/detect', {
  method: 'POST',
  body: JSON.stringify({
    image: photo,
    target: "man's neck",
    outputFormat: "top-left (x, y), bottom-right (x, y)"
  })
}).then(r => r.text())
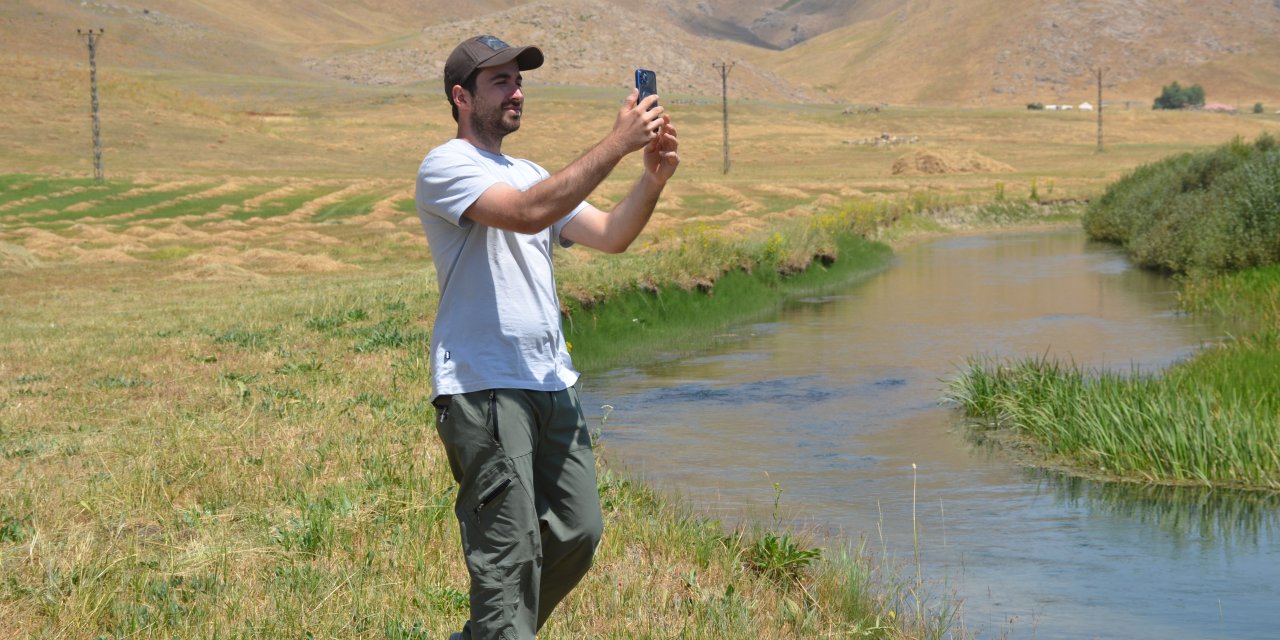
top-left (458, 130), bottom-right (503, 155)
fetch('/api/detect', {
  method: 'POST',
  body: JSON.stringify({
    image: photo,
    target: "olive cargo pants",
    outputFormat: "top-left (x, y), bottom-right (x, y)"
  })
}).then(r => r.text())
top-left (434, 387), bottom-right (603, 640)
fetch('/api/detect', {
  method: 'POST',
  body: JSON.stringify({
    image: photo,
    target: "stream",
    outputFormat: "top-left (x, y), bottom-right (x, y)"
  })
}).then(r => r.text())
top-left (578, 229), bottom-right (1280, 639)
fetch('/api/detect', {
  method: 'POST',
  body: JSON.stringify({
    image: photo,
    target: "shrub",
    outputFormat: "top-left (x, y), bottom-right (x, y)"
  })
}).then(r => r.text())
top-left (1084, 134), bottom-right (1280, 274)
top-left (1254, 102), bottom-right (1266, 115)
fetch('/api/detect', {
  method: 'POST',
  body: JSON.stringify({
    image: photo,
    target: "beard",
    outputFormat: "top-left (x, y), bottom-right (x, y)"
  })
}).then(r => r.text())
top-left (470, 96), bottom-right (521, 143)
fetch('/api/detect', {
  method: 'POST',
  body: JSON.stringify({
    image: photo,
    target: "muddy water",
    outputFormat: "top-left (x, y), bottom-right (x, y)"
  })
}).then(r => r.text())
top-left (579, 229), bottom-right (1280, 639)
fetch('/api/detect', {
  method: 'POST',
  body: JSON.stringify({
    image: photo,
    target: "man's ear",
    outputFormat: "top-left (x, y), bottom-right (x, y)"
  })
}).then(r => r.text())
top-left (451, 85), bottom-right (470, 111)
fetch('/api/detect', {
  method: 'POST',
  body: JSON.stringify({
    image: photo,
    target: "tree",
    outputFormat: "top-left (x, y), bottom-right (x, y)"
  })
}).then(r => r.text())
top-left (1254, 102), bottom-right (1265, 114)
top-left (1153, 82), bottom-right (1207, 110)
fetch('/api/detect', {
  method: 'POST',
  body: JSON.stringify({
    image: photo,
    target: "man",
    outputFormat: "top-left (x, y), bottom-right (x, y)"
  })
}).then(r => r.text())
top-left (414, 35), bottom-right (679, 639)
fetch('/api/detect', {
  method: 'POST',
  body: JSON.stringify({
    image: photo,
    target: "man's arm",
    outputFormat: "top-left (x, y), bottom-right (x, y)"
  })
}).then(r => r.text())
top-left (463, 90), bottom-right (665, 234)
top-left (561, 119), bottom-right (680, 254)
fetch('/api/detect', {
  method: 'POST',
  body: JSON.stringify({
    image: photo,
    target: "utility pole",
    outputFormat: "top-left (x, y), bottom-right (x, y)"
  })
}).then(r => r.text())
top-left (78, 28), bottom-right (105, 182)
top-left (712, 61), bottom-right (734, 174)
top-left (1093, 66), bottom-right (1104, 153)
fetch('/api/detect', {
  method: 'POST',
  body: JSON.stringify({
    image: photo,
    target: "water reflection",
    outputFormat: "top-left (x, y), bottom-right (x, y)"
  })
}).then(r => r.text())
top-left (1037, 471), bottom-right (1280, 552)
top-left (581, 230), bottom-right (1278, 639)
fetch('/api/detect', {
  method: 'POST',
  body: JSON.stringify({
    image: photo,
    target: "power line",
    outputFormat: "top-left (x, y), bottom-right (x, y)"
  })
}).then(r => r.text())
top-left (78, 28), bottom-right (105, 182)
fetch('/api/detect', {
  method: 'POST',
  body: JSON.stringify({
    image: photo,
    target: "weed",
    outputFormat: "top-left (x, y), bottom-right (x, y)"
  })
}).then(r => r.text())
top-left (209, 326), bottom-right (277, 350)
top-left (94, 375), bottom-right (148, 390)
top-left (746, 530), bottom-right (823, 586)
top-left (304, 306), bottom-right (369, 332)
top-left (0, 507), bottom-right (33, 543)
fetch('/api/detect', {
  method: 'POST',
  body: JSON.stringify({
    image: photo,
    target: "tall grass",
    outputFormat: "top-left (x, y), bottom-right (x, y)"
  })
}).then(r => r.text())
top-left (949, 240), bottom-right (1280, 491)
top-left (946, 350), bottom-right (1280, 489)
top-left (950, 136), bottom-right (1280, 489)
top-left (564, 205), bottom-right (894, 373)
top-left (1083, 133), bottom-right (1280, 274)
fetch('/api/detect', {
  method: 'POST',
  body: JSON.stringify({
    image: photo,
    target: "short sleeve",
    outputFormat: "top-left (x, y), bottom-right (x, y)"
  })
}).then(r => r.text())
top-left (416, 145), bottom-right (499, 227)
top-left (552, 202), bottom-right (589, 248)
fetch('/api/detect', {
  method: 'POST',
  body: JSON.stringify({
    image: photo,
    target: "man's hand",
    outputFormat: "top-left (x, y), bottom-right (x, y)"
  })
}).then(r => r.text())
top-left (644, 118), bottom-right (679, 184)
top-left (561, 103), bottom-right (678, 254)
top-left (611, 89), bottom-right (668, 155)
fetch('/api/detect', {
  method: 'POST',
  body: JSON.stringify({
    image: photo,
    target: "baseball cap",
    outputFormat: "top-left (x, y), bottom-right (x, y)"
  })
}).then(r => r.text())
top-left (443, 35), bottom-right (544, 98)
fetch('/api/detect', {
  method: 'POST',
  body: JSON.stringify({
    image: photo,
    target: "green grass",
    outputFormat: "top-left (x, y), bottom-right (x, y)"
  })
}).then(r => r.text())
top-left (947, 265), bottom-right (1280, 490)
top-left (232, 184), bottom-right (347, 221)
top-left (566, 227), bottom-right (892, 373)
top-left (393, 197), bottom-right (416, 216)
top-left (0, 180), bottom-right (137, 219)
top-left (312, 189), bottom-right (393, 223)
top-left (946, 137), bottom-right (1280, 489)
top-left (3, 181), bottom-right (217, 226)
top-left (125, 183), bottom-right (282, 223)
top-left (0, 175), bottom-right (101, 208)
top-left (0, 258), bottom-right (946, 638)
top-left (1083, 133), bottom-right (1280, 274)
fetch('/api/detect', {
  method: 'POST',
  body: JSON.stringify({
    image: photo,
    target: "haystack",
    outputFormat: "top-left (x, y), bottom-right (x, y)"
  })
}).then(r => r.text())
top-left (892, 149), bottom-right (1014, 175)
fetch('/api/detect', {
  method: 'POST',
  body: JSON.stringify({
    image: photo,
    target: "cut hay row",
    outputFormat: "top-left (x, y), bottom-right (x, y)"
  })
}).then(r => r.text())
top-left (5, 180), bottom-right (215, 226)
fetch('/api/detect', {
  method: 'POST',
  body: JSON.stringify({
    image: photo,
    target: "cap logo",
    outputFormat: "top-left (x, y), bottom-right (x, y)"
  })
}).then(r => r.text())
top-left (476, 35), bottom-right (509, 52)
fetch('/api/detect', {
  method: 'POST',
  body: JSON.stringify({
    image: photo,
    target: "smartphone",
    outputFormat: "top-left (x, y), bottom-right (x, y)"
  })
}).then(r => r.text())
top-left (635, 68), bottom-right (657, 107)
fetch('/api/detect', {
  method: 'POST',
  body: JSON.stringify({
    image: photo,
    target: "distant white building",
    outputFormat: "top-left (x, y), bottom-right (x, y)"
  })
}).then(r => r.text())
top-left (1078, 102), bottom-right (1094, 111)
top-left (1045, 104), bottom-right (1060, 111)
top-left (1061, 104), bottom-right (1074, 110)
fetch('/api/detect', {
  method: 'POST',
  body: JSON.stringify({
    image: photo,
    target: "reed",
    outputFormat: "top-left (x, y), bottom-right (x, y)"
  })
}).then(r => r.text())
top-left (951, 137), bottom-right (1280, 490)
top-left (947, 351), bottom-right (1280, 490)
top-left (948, 263), bottom-right (1280, 491)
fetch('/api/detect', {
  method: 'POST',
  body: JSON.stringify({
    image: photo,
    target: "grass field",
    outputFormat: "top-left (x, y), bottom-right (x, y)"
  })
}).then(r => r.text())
top-left (3, 64), bottom-right (1279, 637)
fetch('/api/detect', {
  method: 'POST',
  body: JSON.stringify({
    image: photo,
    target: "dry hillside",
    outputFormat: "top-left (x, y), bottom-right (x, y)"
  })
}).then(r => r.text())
top-left (4, 0), bottom-right (1280, 107)
top-left (751, 0), bottom-right (1280, 106)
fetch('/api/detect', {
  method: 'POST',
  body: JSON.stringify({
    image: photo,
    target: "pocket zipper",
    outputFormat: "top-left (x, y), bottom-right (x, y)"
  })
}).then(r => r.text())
top-left (475, 478), bottom-right (512, 514)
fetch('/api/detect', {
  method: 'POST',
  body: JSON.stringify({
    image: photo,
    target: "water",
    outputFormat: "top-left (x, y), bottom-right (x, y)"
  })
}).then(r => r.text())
top-left (578, 229), bottom-right (1280, 639)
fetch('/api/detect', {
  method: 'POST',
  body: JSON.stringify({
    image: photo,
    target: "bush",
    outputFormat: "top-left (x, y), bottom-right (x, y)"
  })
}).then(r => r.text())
top-left (1153, 81), bottom-right (1206, 110)
top-left (1254, 102), bottom-right (1266, 114)
top-left (1083, 134), bottom-right (1280, 274)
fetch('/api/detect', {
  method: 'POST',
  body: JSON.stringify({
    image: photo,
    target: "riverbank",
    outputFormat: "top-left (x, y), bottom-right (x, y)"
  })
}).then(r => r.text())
top-left (948, 136), bottom-right (1280, 491)
top-left (0, 183), bottom-right (1092, 637)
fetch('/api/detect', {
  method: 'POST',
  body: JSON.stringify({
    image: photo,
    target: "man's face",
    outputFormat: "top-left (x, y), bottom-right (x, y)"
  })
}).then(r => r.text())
top-left (468, 61), bottom-right (524, 139)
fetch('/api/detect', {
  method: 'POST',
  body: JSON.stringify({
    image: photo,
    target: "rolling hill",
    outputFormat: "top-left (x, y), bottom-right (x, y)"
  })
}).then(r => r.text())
top-left (4, 0), bottom-right (1279, 107)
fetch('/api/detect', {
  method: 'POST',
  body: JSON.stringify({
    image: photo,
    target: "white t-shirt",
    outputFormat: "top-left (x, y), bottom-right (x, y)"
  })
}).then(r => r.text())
top-left (415, 138), bottom-right (587, 400)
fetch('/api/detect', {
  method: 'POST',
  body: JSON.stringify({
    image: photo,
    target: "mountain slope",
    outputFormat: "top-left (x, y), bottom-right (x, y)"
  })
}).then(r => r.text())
top-left (3, 0), bottom-right (1280, 107)
top-left (752, 0), bottom-right (1280, 105)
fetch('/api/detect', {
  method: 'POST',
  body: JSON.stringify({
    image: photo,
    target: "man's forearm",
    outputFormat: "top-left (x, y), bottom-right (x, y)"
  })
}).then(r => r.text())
top-left (593, 173), bottom-right (665, 253)
top-left (521, 135), bottom-right (629, 224)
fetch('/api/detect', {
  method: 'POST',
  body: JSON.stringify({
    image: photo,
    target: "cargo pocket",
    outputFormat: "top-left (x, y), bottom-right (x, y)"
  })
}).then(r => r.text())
top-left (456, 459), bottom-right (538, 637)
